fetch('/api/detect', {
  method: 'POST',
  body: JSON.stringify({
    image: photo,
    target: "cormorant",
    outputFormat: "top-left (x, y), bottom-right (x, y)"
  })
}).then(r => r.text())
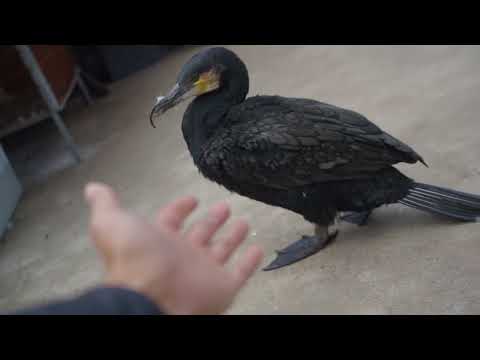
top-left (150, 47), bottom-right (480, 271)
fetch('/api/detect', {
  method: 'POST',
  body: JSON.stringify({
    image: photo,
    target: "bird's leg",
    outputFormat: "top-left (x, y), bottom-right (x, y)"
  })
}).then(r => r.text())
top-left (263, 224), bottom-right (338, 271)
top-left (340, 210), bottom-right (372, 226)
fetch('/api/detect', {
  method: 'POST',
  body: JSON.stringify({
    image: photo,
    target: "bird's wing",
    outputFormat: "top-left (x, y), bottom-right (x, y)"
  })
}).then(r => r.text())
top-left (200, 96), bottom-right (425, 190)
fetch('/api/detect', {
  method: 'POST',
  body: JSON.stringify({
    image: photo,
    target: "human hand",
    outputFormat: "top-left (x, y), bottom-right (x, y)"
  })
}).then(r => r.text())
top-left (85, 182), bottom-right (263, 315)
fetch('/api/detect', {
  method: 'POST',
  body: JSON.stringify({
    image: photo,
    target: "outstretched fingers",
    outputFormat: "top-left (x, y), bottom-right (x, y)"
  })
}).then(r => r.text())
top-left (184, 202), bottom-right (230, 248)
top-left (155, 196), bottom-right (198, 232)
top-left (211, 220), bottom-right (249, 264)
top-left (232, 245), bottom-right (264, 289)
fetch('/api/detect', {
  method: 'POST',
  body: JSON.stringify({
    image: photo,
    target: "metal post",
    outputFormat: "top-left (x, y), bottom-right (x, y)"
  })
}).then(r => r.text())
top-left (15, 45), bottom-right (81, 162)
top-left (75, 69), bottom-right (94, 106)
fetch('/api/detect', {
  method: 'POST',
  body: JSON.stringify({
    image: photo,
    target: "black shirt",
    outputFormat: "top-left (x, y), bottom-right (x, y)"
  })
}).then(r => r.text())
top-left (8, 287), bottom-right (164, 315)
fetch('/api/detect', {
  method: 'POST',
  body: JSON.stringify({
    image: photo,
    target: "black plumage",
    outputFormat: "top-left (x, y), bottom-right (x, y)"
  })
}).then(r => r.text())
top-left (150, 47), bottom-right (480, 271)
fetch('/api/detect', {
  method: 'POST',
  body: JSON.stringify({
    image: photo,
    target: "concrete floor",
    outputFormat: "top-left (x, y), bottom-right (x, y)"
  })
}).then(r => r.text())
top-left (2, 45), bottom-right (480, 314)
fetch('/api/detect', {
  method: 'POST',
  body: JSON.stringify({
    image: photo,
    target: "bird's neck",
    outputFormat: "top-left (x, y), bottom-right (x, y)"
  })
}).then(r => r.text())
top-left (181, 73), bottom-right (249, 163)
top-left (181, 93), bottom-right (234, 163)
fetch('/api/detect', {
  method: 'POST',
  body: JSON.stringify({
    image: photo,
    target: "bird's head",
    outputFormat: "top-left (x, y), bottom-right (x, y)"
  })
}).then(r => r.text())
top-left (150, 47), bottom-right (248, 128)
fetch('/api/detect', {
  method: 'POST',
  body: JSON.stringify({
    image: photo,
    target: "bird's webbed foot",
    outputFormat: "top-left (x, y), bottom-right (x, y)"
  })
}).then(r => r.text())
top-left (340, 211), bottom-right (371, 226)
top-left (263, 226), bottom-right (338, 271)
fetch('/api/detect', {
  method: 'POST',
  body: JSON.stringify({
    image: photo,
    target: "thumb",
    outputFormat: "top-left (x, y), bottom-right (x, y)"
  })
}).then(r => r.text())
top-left (84, 182), bottom-right (119, 213)
top-left (84, 182), bottom-right (121, 262)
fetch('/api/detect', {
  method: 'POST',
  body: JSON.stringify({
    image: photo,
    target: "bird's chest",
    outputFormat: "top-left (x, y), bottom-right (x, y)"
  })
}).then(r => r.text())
top-left (194, 135), bottom-right (237, 186)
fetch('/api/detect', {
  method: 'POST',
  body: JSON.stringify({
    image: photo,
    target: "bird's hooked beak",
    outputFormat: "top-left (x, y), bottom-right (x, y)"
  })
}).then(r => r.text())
top-left (150, 83), bottom-right (191, 128)
top-left (150, 68), bottom-right (223, 128)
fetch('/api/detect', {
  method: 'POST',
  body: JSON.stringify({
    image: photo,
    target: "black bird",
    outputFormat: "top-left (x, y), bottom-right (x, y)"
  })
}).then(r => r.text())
top-left (150, 47), bottom-right (480, 271)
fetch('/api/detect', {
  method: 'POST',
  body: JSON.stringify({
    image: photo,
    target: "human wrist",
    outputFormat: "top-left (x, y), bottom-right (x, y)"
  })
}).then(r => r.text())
top-left (103, 274), bottom-right (168, 313)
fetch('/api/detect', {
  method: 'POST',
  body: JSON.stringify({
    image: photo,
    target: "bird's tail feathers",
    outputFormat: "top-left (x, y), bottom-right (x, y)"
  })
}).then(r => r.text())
top-left (399, 182), bottom-right (480, 222)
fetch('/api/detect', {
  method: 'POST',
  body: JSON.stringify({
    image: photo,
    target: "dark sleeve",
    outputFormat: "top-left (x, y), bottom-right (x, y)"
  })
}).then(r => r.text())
top-left (8, 286), bottom-right (164, 315)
